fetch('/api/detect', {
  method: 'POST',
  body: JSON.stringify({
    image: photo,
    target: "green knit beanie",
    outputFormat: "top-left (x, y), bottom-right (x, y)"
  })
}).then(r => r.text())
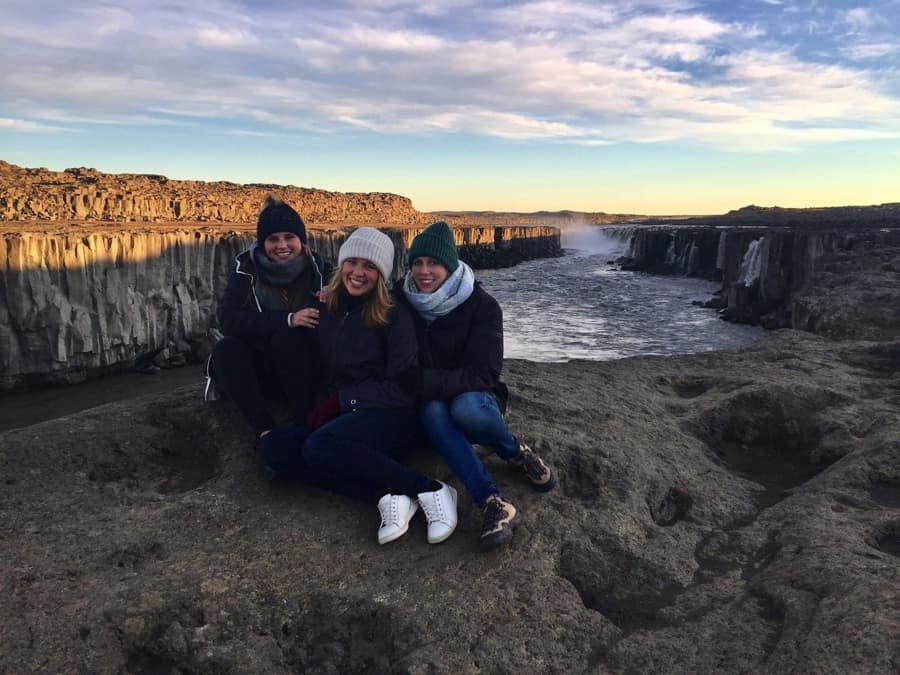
top-left (407, 221), bottom-right (459, 273)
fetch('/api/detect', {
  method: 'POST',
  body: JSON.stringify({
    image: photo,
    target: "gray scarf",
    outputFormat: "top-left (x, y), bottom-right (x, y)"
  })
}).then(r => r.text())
top-left (403, 262), bottom-right (475, 322)
top-left (250, 243), bottom-right (310, 311)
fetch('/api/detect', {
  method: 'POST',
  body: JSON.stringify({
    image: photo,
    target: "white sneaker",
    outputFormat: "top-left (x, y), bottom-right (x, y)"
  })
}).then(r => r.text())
top-left (377, 494), bottom-right (419, 545)
top-left (417, 482), bottom-right (458, 544)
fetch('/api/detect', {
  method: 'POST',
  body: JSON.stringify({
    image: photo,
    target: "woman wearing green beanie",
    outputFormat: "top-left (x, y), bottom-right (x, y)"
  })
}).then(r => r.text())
top-left (397, 221), bottom-right (557, 551)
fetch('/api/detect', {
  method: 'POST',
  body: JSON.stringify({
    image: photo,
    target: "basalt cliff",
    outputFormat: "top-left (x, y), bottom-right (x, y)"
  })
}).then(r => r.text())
top-left (0, 162), bottom-right (561, 391)
top-left (613, 204), bottom-right (900, 340)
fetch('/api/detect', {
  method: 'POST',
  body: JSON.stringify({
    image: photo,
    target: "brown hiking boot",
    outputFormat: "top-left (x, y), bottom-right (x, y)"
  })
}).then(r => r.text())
top-left (480, 495), bottom-right (521, 551)
top-left (507, 443), bottom-right (556, 492)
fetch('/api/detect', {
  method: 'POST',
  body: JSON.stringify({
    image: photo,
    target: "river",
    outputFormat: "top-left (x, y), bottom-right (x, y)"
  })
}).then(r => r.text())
top-left (479, 225), bottom-right (763, 361)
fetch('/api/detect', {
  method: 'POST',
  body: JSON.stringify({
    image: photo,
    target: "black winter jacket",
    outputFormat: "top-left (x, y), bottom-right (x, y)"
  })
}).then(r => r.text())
top-left (395, 280), bottom-right (510, 412)
top-left (316, 292), bottom-right (419, 412)
top-left (218, 248), bottom-right (329, 341)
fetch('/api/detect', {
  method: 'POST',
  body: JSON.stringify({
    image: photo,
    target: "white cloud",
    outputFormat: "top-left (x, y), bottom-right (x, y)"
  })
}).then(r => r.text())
top-left (1, 0), bottom-right (899, 152)
top-left (842, 7), bottom-right (875, 31)
top-left (195, 27), bottom-right (258, 49)
top-left (841, 42), bottom-right (898, 60)
top-left (0, 117), bottom-right (71, 132)
top-left (324, 25), bottom-right (445, 52)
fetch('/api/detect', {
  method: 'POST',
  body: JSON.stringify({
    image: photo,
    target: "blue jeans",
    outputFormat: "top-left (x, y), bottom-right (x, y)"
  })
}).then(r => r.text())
top-left (420, 392), bottom-right (520, 506)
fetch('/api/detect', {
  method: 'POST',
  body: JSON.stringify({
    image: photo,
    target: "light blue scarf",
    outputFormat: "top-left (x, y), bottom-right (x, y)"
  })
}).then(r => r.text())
top-left (403, 261), bottom-right (475, 322)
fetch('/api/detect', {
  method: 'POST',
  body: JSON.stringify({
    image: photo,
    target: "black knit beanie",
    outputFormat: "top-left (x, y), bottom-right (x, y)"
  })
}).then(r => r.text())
top-left (257, 195), bottom-right (307, 245)
top-left (407, 221), bottom-right (459, 273)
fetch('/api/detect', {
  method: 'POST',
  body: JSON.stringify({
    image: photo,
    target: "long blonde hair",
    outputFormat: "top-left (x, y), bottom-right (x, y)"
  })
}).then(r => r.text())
top-left (325, 265), bottom-right (393, 328)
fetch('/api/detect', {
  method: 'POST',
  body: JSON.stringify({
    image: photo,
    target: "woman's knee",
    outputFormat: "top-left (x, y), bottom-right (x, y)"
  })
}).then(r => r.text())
top-left (419, 399), bottom-right (451, 429)
top-left (301, 427), bottom-right (344, 470)
top-left (211, 336), bottom-right (251, 368)
top-left (449, 392), bottom-right (499, 431)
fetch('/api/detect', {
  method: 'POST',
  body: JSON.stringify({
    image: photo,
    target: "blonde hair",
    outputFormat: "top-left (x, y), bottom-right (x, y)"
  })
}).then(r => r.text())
top-left (325, 265), bottom-right (393, 328)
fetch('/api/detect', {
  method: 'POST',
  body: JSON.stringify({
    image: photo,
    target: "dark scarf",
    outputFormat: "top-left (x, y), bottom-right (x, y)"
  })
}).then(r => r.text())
top-left (250, 244), bottom-right (312, 311)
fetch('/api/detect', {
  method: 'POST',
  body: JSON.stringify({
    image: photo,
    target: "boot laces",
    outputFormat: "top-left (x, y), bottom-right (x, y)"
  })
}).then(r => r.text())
top-left (380, 496), bottom-right (399, 526)
top-left (421, 492), bottom-right (444, 522)
top-left (483, 497), bottom-right (506, 530)
top-left (518, 446), bottom-right (547, 480)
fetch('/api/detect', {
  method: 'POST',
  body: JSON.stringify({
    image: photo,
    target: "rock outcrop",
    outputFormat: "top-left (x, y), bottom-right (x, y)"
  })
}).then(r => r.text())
top-left (0, 224), bottom-right (560, 391)
top-left (0, 161), bottom-right (425, 226)
top-left (614, 223), bottom-right (900, 338)
top-left (1, 329), bottom-right (898, 673)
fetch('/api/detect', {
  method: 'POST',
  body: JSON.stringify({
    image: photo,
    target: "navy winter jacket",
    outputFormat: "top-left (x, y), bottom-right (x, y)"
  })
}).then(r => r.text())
top-left (315, 292), bottom-right (419, 412)
top-left (395, 281), bottom-right (510, 412)
top-left (218, 248), bottom-right (329, 340)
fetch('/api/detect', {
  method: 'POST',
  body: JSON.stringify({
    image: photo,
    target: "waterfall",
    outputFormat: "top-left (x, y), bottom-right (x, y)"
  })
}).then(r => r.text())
top-left (716, 231), bottom-right (727, 271)
top-left (737, 238), bottom-right (763, 287)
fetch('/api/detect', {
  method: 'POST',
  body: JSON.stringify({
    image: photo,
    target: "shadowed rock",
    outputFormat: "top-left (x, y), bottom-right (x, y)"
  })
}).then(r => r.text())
top-left (1, 330), bottom-right (898, 673)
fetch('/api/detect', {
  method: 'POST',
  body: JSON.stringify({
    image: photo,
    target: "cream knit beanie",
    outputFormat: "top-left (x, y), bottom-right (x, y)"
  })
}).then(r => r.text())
top-left (337, 227), bottom-right (395, 282)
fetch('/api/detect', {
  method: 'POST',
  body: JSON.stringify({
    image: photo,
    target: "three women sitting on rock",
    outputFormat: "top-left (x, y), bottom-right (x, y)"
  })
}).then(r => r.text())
top-left (213, 198), bottom-right (555, 549)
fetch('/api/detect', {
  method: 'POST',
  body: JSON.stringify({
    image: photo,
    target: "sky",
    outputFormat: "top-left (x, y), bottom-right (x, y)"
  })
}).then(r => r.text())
top-left (1, 0), bottom-right (899, 215)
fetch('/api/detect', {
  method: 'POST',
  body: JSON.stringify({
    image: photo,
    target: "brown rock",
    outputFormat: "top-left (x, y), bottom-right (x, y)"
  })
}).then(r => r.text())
top-left (0, 160), bottom-right (426, 226)
top-left (0, 331), bottom-right (897, 673)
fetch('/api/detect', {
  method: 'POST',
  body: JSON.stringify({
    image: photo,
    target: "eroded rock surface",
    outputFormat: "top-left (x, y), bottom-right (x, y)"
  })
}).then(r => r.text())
top-left (1, 331), bottom-right (898, 673)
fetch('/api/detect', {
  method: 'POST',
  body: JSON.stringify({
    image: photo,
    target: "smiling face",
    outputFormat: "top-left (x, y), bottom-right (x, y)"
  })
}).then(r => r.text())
top-left (263, 231), bottom-right (303, 262)
top-left (411, 257), bottom-right (450, 294)
top-left (341, 257), bottom-right (381, 296)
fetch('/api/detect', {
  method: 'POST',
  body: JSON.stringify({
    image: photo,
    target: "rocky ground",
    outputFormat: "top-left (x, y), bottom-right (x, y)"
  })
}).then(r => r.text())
top-left (1, 324), bottom-right (898, 673)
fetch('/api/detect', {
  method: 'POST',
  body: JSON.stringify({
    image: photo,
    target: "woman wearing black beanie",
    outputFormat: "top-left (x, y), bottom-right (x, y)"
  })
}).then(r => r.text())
top-left (206, 195), bottom-right (329, 438)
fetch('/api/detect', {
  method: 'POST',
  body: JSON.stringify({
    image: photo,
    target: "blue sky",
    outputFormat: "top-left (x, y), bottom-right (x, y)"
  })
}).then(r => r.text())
top-left (1, 0), bottom-right (898, 214)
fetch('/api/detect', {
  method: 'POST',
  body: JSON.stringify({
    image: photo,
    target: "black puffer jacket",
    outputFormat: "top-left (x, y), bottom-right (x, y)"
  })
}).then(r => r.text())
top-left (316, 293), bottom-right (419, 412)
top-left (395, 280), bottom-right (510, 412)
top-left (218, 248), bottom-right (329, 340)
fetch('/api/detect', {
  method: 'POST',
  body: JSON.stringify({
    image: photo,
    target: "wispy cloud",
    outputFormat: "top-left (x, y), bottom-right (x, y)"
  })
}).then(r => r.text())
top-left (1, 0), bottom-right (898, 150)
top-left (0, 117), bottom-right (72, 132)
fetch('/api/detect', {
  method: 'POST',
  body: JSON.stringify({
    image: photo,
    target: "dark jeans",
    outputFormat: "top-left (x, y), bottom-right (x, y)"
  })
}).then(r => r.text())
top-left (261, 408), bottom-right (432, 503)
top-left (210, 329), bottom-right (317, 434)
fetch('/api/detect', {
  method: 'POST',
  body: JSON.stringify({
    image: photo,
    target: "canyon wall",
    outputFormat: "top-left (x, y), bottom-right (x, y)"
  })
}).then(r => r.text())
top-left (0, 161), bottom-right (561, 390)
top-left (613, 224), bottom-right (900, 337)
top-left (0, 224), bottom-right (560, 391)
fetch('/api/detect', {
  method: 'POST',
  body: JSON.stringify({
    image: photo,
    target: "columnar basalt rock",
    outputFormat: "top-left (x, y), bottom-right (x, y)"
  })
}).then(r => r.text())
top-left (0, 223), bottom-right (561, 390)
top-left (400, 223), bottom-right (562, 269)
top-left (0, 162), bottom-right (565, 390)
top-left (613, 224), bottom-right (900, 337)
